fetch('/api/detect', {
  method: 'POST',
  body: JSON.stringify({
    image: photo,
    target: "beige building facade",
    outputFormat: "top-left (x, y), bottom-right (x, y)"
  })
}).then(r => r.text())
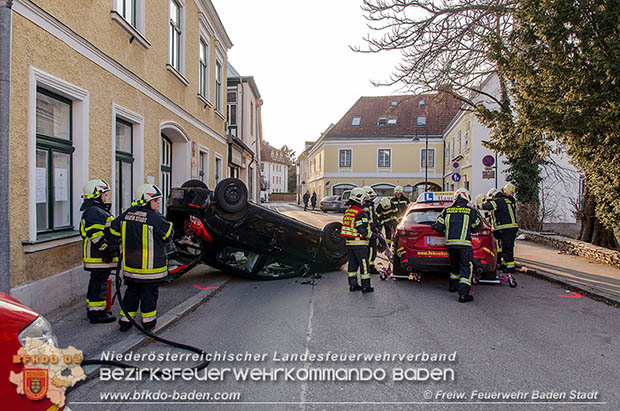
top-left (7, 0), bottom-right (232, 312)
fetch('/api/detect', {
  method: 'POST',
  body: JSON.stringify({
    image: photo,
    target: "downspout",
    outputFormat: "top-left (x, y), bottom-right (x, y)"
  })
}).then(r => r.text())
top-left (0, 0), bottom-right (12, 293)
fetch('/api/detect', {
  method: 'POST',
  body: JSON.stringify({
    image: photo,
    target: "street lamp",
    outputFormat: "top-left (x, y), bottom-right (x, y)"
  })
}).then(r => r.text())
top-left (412, 121), bottom-right (429, 193)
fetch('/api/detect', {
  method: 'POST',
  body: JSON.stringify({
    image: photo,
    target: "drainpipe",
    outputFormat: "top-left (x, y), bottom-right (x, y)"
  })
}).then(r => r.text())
top-left (0, 0), bottom-right (12, 293)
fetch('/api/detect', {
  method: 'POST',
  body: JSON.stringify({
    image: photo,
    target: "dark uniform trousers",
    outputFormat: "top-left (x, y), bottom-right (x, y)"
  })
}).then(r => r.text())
top-left (120, 280), bottom-right (159, 328)
top-left (383, 220), bottom-right (397, 244)
top-left (448, 246), bottom-right (474, 295)
top-left (86, 269), bottom-right (110, 313)
top-left (495, 227), bottom-right (518, 273)
top-left (347, 246), bottom-right (370, 286)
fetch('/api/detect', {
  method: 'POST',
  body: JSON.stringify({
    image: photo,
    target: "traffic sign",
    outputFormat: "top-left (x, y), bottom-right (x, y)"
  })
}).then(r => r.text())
top-left (452, 162), bottom-right (460, 169)
top-left (482, 155), bottom-right (495, 167)
top-left (451, 173), bottom-right (461, 182)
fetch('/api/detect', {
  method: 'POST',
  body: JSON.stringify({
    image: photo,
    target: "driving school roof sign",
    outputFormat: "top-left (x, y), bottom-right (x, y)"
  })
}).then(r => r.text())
top-left (418, 192), bottom-right (455, 202)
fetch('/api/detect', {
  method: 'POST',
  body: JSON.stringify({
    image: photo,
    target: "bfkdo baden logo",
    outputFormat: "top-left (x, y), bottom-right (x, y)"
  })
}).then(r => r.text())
top-left (24, 368), bottom-right (49, 400)
top-left (9, 337), bottom-right (86, 408)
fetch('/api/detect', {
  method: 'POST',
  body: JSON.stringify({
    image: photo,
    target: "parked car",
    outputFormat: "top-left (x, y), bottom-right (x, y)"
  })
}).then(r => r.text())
top-left (320, 195), bottom-right (344, 213)
top-left (392, 192), bottom-right (498, 280)
top-left (1, 292), bottom-right (69, 411)
top-left (165, 178), bottom-right (347, 281)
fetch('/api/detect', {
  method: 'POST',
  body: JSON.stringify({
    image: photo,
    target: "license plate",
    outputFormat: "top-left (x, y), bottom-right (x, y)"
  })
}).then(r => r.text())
top-left (427, 237), bottom-right (445, 246)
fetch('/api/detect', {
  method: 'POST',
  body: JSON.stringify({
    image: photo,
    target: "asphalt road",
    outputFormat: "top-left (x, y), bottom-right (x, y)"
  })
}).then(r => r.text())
top-left (67, 203), bottom-right (620, 410)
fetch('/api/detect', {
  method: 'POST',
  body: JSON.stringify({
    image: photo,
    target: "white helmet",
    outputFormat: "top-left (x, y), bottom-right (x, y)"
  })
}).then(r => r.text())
top-left (349, 187), bottom-right (368, 205)
top-left (474, 193), bottom-right (485, 208)
top-left (133, 183), bottom-right (163, 206)
top-left (362, 186), bottom-right (376, 200)
top-left (82, 179), bottom-right (110, 200)
top-left (454, 188), bottom-right (471, 203)
top-left (394, 185), bottom-right (404, 194)
top-left (503, 183), bottom-right (516, 196)
top-left (487, 187), bottom-right (499, 200)
top-left (380, 197), bottom-right (392, 209)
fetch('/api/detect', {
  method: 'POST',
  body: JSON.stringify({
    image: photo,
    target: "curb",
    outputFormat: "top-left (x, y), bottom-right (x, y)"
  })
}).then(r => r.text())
top-left (76, 278), bottom-right (229, 383)
top-left (516, 262), bottom-right (620, 308)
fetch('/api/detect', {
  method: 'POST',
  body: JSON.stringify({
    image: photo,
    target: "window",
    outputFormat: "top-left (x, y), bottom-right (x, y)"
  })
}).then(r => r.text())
top-left (465, 131), bottom-right (470, 151)
top-left (198, 39), bottom-right (207, 97)
top-left (417, 116), bottom-right (426, 126)
top-left (421, 148), bottom-right (435, 168)
top-left (116, 0), bottom-right (136, 26)
top-left (377, 117), bottom-right (387, 126)
top-left (35, 88), bottom-right (74, 233)
top-left (387, 117), bottom-right (397, 126)
top-left (227, 89), bottom-right (237, 135)
top-left (458, 130), bottom-right (462, 154)
top-left (451, 137), bottom-right (455, 158)
top-left (215, 60), bottom-right (223, 112)
top-left (250, 102), bottom-right (254, 136)
top-left (391, 101), bottom-right (398, 107)
top-left (339, 149), bottom-right (352, 167)
top-left (419, 99), bottom-right (425, 106)
top-left (115, 118), bottom-right (134, 213)
top-left (378, 149), bottom-right (391, 168)
top-left (351, 117), bottom-right (361, 126)
top-left (199, 150), bottom-right (209, 184)
top-left (215, 155), bottom-right (223, 184)
top-left (169, 0), bottom-right (181, 71)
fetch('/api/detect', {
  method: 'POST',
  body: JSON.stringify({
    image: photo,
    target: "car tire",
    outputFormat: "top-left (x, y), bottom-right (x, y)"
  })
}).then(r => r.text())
top-left (323, 222), bottom-right (345, 252)
top-left (392, 254), bottom-right (406, 276)
top-left (181, 179), bottom-right (209, 190)
top-left (214, 178), bottom-right (248, 214)
top-left (322, 209), bottom-right (328, 213)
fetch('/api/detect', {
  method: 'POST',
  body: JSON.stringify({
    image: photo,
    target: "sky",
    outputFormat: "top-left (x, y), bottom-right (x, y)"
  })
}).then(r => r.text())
top-left (212, 0), bottom-right (406, 157)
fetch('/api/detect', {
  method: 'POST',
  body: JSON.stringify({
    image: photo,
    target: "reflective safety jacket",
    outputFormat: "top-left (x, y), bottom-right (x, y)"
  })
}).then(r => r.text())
top-left (390, 195), bottom-right (410, 220)
top-left (362, 200), bottom-right (379, 232)
top-left (109, 205), bottom-right (174, 281)
top-left (482, 192), bottom-right (518, 231)
top-left (340, 203), bottom-right (371, 246)
top-left (376, 202), bottom-right (397, 226)
top-left (432, 197), bottom-right (483, 247)
top-left (80, 199), bottom-right (118, 270)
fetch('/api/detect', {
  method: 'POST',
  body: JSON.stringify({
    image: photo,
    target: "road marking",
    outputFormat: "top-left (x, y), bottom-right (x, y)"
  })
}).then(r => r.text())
top-left (299, 285), bottom-right (315, 410)
top-left (557, 291), bottom-right (582, 298)
top-left (193, 285), bottom-right (219, 290)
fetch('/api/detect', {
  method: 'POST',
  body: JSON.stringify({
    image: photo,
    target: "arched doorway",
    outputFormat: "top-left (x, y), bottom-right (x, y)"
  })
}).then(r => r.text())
top-left (332, 183), bottom-right (357, 196)
top-left (160, 122), bottom-right (190, 212)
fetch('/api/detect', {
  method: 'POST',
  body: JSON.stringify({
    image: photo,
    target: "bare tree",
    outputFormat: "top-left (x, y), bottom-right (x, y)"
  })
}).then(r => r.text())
top-left (354, 0), bottom-right (516, 108)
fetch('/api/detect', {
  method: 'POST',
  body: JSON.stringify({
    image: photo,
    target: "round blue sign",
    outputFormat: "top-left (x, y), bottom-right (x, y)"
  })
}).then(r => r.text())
top-left (452, 173), bottom-right (461, 182)
top-left (482, 155), bottom-right (495, 167)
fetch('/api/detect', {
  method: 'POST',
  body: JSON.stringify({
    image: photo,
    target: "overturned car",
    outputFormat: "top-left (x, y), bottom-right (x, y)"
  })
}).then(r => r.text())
top-left (164, 178), bottom-right (346, 281)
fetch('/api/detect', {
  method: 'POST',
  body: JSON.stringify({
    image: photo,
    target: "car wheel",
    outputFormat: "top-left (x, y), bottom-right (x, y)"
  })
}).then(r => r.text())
top-left (181, 179), bottom-right (209, 190)
top-left (323, 222), bottom-right (345, 252)
top-left (214, 178), bottom-right (248, 214)
top-left (392, 254), bottom-right (406, 275)
top-left (322, 209), bottom-right (328, 213)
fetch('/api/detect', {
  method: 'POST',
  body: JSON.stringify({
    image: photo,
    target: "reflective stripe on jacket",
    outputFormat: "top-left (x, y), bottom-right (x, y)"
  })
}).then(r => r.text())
top-left (433, 198), bottom-right (483, 247)
top-left (390, 196), bottom-right (410, 219)
top-left (109, 205), bottom-right (174, 281)
top-left (482, 193), bottom-right (518, 230)
top-left (376, 204), bottom-right (397, 225)
top-left (80, 200), bottom-right (118, 270)
top-left (341, 204), bottom-right (371, 246)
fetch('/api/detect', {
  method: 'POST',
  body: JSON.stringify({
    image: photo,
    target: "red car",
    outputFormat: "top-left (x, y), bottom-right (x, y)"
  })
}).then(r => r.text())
top-left (392, 192), bottom-right (498, 282)
top-left (0, 292), bottom-right (68, 411)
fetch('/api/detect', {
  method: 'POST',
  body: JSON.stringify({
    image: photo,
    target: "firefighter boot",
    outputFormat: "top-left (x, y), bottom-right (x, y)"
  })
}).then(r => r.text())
top-left (88, 310), bottom-right (116, 324)
top-left (458, 294), bottom-right (474, 303)
top-left (448, 276), bottom-right (459, 293)
top-left (361, 278), bottom-right (374, 293)
top-left (119, 320), bottom-right (132, 332)
top-left (349, 275), bottom-right (362, 292)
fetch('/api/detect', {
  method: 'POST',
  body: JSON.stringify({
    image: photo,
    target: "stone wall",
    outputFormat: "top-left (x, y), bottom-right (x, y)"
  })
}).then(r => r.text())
top-left (521, 230), bottom-right (620, 268)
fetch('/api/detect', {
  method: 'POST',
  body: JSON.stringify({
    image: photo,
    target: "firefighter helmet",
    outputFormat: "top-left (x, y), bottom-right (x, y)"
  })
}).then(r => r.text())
top-left (475, 193), bottom-right (485, 208)
top-left (82, 179), bottom-right (111, 200)
top-left (349, 187), bottom-right (368, 205)
top-left (454, 188), bottom-right (471, 203)
top-left (394, 185), bottom-right (404, 194)
top-left (380, 197), bottom-right (392, 209)
top-left (362, 186), bottom-right (377, 200)
top-left (134, 183), bottom-right (163, 206)
top-left (503, 183), bottom-right (516, 196)
top-left (487, 187), bottom-right (499, 199)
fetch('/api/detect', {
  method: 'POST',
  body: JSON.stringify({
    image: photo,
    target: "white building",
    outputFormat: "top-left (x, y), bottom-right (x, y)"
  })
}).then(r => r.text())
top-left (260, 142), bottom-right (290, 200)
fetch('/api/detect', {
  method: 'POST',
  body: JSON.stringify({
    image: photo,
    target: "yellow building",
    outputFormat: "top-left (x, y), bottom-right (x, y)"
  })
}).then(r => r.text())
top-left (5, 0), bottom-right (232, 312)
top-left (298, 93), bottom-right (461, 201)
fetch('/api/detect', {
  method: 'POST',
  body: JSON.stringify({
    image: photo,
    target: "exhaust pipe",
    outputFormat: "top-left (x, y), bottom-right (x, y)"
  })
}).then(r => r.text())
top-left (406, 265), bottom-right (413, 272)
top-left (475, 266), bottom-right (484, 276)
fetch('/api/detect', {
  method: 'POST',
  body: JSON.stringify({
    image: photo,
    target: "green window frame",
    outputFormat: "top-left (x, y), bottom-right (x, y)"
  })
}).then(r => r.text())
top-left (115, 118), bottom-right (134, 213)
top-left (35, 88), bottom-right (74, 235)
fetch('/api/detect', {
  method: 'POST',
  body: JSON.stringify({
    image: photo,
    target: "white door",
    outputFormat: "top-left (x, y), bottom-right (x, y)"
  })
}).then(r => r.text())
top-left (161, 135), bottom-right (172, 213)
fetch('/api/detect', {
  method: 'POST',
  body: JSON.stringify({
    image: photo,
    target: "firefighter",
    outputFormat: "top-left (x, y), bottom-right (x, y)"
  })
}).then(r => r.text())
top-left (391, 185), bottom-right (410, 221)
top-left (80, 180), bottom-right (118, 324)
top-left (376, 196), bottom-right (398, 246)
top-left (340, 187), bottom-right (374, 293)
top-left (483, 184), bottom-right (519, 274)
top-left (431, 188), bottom-right (483, 303)
top-left (362, 186), bottom-right (380, 274)
top-left (109, 184), bottom-right (174, 332)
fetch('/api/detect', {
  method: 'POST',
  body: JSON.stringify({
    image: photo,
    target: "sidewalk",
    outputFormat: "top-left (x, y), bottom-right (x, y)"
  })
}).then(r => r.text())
top-left (46, 265), bottom-right (231, 378)
top-left (516, 240), bottom-right (620, 306)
